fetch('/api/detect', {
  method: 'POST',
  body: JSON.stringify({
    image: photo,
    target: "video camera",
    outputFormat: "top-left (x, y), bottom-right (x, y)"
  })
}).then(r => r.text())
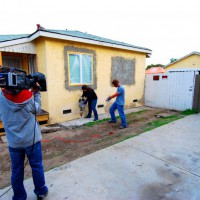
top-left (0, 67), bottom-right (47, 92)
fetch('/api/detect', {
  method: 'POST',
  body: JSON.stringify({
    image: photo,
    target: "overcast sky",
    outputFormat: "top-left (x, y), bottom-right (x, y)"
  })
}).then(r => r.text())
top-left (1, 0), bottom-right (200, 66)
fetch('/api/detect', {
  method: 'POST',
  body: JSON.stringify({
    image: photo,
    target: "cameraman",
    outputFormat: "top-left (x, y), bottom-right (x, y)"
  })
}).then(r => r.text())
top-left (0, 68), bottom-right (48, 200)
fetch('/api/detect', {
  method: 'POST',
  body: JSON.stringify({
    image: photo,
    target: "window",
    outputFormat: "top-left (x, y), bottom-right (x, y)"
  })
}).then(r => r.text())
top-left (153, 75), bottom-right (160, 81)
top-left (162, 75), bottom-right (168, 79)
top-left (2, 56), bottom-right (22, 70)
top-left (68, 53), bottom-right (93, 85)
top-left (64, 46), bottom-right (97, 91)
top-left (28, 55), bottom-right (36, 74)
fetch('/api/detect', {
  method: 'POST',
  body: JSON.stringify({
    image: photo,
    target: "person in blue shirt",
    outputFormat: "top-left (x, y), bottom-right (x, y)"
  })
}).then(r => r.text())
top-left (107, 79), bottom-right (127, 129)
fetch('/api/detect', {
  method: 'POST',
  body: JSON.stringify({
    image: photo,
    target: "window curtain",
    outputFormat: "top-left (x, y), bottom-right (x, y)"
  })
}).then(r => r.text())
top-left (69, 54), bottom-right (80, 84)
top-left (28, 55), bottom-right (36, 74)
top-left (82, 55), bottom-right (92, 84)
top-left (2, 56), bottom-right (22, 69)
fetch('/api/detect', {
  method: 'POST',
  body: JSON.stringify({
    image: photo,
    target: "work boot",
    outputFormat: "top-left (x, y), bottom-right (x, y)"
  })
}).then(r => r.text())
top-left (37, 191), bottom-right (48, 200)
top-left (108, 120), bottom-right (116, 123)
top-left (119, 126), bottom-right (126, 129)
top-left (85, 115), bottom-right (91, 118)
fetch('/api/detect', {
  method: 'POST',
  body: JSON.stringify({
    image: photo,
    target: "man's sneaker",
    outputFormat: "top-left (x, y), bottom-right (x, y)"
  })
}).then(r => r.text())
top-left (108, 120), bottom-right (116, 123)
top-left (94, 118), bottom-right (98, 121)
top-left (119, 126), bottom-right (126, 129)
top-left (37, 191), bottom-right (48, 200)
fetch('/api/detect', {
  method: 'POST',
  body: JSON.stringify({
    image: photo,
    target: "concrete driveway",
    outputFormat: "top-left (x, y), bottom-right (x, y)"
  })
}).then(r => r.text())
top-left (1, 114), bottom-right (200, 200)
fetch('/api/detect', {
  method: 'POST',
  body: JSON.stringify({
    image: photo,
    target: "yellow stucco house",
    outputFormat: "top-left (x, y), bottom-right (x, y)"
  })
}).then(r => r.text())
top-left (165, 51), bottom-right (200, 71)
top-left (0, 25), bottom-right (152, 124)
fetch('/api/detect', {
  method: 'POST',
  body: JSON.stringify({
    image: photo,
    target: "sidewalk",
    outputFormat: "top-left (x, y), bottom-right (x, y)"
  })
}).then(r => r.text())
top-left (1, 114), bottom-right (200, 200)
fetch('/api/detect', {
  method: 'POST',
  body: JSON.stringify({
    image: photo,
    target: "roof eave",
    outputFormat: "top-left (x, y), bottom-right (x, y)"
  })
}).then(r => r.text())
top-left (0, 30), bottom-right (152, 55)
top-left (30, 30), bottom-right (152, 54)
top-left (0, 37), bottom-right (30, 48)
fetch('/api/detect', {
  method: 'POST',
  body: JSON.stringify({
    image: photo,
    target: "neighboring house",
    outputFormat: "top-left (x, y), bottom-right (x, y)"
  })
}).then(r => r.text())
top-left (145, 67), bottom-right (165, 74)
top-left (165, 51), bottom-right (200, 71)
top-left (0, 25), bottom-right (152, 123)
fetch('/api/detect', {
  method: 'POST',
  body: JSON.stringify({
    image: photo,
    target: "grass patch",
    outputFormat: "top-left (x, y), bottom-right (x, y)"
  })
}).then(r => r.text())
top-left (143, 115), bottom-right (182, 132)
top-left (85, 109), bottom-right (148, 127)
top-left (117, 114), bottom-right (183, 144)
top-left (85, 117), bottom-right (120, 127)
top-left (181, 109), bottom-right (198, 115)
top-left (132, 109), bottom-right (147, 115)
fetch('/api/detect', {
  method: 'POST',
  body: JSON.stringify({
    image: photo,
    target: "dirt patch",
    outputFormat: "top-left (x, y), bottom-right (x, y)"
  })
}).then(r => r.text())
top-left (0, 108), bottom-right (182, 189)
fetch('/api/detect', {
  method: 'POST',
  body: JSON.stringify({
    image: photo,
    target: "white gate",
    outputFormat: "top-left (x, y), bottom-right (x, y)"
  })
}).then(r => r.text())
top-left (144, 69), bottom-right (200, 111)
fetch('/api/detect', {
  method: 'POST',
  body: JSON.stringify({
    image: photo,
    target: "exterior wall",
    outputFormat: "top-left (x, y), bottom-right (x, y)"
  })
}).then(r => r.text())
top-left (36, 37), bottom-right (147, 123)
top-left (165, 55), bottom-right (200, 71)
top-left (35, 38), bottom-right (49, 114)
top-left (22, 54), bottom-right (29, 72)
top-left (0, 51), bottom-right (2, 66)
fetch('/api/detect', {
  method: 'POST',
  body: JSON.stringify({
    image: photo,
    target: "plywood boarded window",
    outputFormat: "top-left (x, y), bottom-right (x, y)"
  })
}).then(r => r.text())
top-left (111, 57), bottom-right (135, 85)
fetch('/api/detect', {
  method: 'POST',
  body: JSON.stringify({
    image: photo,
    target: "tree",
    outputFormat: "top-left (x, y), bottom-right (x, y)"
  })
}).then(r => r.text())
top-left (146, 64), bottom-right (164, 70)
top-left (170, 58), bottom-right (178, 63)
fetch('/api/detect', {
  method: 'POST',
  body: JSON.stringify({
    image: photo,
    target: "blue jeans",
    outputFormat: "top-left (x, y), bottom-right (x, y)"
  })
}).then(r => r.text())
top-left (88, 99), bottom-right (98, 119)
top-left (110, 102), bottom-right (127, 127)
top-left (8, 142), bottom-right (48, 200)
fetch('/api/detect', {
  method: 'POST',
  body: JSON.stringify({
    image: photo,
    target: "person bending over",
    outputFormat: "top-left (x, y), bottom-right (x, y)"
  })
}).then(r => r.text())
top-left (82, 85), bottom-right (98, 121)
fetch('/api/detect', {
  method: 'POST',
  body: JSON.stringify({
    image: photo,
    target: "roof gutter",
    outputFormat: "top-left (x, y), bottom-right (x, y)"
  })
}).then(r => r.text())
top-left (35, 30), bottom-right (152, 54)
top-left (0, 37), bottom-right (30, 48)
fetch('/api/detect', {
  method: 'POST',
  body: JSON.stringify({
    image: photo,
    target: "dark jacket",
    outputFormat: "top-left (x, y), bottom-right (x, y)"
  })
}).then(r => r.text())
top-left (82, 89), bottom-right (97, 102)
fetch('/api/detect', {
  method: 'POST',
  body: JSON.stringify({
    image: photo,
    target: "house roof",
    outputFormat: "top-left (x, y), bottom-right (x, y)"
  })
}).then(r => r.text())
top-left (0, 27), bottom-right (152, 55)
top-left (146, 67), bottom-right (165, 74)
top-left (164, 51), bottom-right (200, 68)
top-left (43, 29), bottom-right (151, 52)
top-left (0, 34), bottom-right (29, 42)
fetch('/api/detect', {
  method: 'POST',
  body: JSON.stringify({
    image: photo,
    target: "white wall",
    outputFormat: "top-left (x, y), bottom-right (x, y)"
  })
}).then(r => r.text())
top-left (144, 70), bottom-right (200, 111)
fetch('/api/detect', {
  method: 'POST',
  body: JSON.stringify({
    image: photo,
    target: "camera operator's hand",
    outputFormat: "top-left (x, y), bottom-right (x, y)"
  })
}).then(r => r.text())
top-left (31, 82), bottom-right (40, 93)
